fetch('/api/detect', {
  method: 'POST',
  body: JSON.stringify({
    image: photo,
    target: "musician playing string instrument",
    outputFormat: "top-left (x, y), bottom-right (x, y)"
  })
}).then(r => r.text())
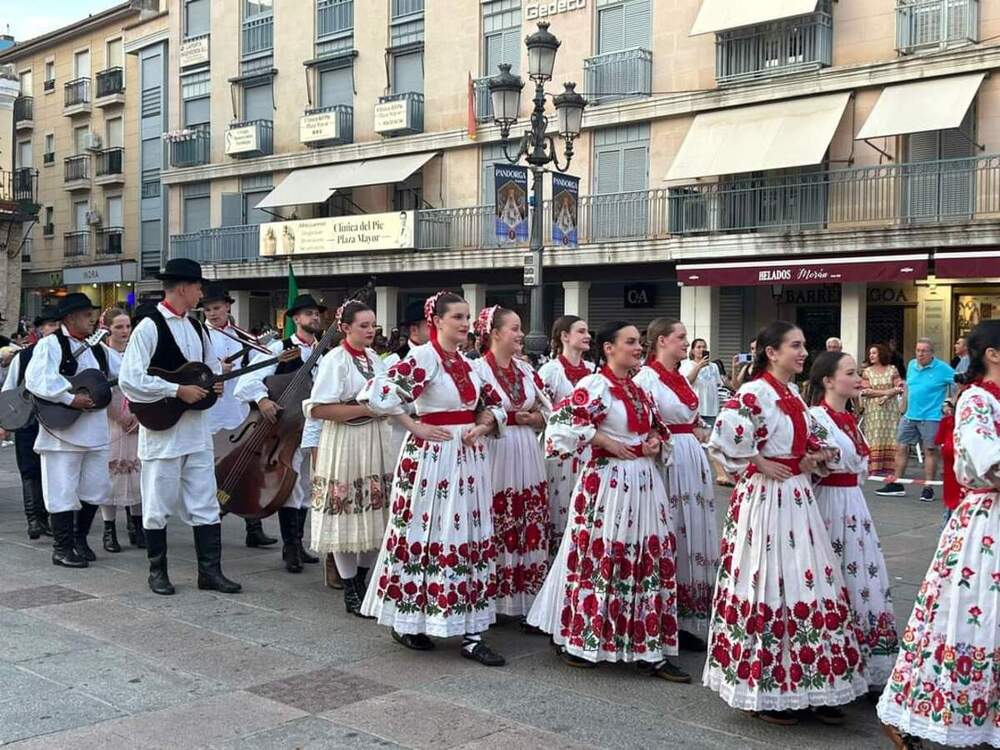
top-left (118, 259), bottom-right (240, 596)
top-left (24, 293), bottom-right (112, 569)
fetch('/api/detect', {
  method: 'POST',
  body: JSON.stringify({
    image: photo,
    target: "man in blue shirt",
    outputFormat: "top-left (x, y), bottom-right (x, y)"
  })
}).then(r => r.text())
top-left (876, 338), bottom-right (956, 501)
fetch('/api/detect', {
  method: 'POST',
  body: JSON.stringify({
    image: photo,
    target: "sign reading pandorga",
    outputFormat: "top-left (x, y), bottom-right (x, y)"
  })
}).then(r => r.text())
top-left (259, 211), bottom-right (416, 257)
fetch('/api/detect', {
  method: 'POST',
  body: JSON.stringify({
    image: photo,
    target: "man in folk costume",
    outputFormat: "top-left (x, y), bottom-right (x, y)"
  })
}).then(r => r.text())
top-left (24, 293), bottom-right (112, 568)
top-left (234, 293), bottom-right (324, 575)
top-left (118, 259), bottom-right (240, 596)
top-left (384, 300), bottom-right (430, 367)
top-left (201, 285), bottom-right (279, 549)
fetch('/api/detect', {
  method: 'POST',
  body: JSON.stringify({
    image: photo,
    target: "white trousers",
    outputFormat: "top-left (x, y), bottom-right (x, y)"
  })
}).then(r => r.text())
top-left (283, 448), bottom-right (312, 510)
top-left (140, 450), bottom-right (220, 530)
top-left (39, 450), bottom-right (112, 513)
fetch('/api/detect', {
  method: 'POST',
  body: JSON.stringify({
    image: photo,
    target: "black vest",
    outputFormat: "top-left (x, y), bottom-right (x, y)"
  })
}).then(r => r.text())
top-left (16, 344), bottom-right (35, 387)
top-left (147, 308), bottom-right (205, 371)
top-left (54, 330), bottom-right (108, 377)
top-left (275, 337), bottom-right (305, 376)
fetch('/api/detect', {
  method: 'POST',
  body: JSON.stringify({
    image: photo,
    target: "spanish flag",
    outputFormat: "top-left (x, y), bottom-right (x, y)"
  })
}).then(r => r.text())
top-left (467, 72), bottom-right (477, 141)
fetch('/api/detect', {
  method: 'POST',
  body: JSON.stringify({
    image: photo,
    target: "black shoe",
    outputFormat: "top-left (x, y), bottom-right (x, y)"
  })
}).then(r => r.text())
top-left (145, 527), bottom-right (175, 596)
top-left (277, 508), bottom-right (303, 573)
top-left (811, 706), bottom-right (846, 725)
top-left (559, 648), bottom-right (597, 669)
top-left (244, 517), bottom-right (277, 547)
top-left (920, 487), bottom-right (936, 503)
top-left (193, 524), bottom-right (241, 594)
top-left (752, 710), bottom-right (799, 726)
top-left (636, 659), bottom-right (692, 683)
top-left (51, 512), bottom-right (88, 568)
top-left (125, 512), bottom-right (137, 545)
top-left (22, 479), bottom-right (43, 539)
top-left (875, 482), bottom-right (906, 497)
top-left (344, 576), bottom-right (364, 616)
top-left (296, 509), bottom-right (319, 563)
top-left (73, 502), bottom-right (99, 562)
top-left (461, 639), bottom-right (506, 667)
top-left (31, 480), bottom-right (52, 537)
top-left (519, 617), bottom-right (546, 635)
top-left (678, 630), bottom-right (707, 651)
top-left (131, 516), bottom-right (146, 549)
top-left (392, 630), bottom-right (435, 651)
top-left (102, 520), bottom-right (122, 553)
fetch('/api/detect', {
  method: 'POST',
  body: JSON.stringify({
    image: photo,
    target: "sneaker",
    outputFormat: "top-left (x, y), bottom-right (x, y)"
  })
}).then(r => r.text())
top-left (920, 487), bottom-right (935, 503)
top-left (875, 482), bottom-right (906, 497)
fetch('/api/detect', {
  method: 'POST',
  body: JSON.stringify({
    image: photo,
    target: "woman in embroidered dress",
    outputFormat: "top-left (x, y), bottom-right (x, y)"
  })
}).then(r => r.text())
top-left (305, 300), bottom-right (394, 616)
top-left (527, 320), bottom-right (690, 683)
top-left (537, 316), bottom-right (593, 553)
top-left (358, 291), bottom-right (508, 667)
top-left (878, 319), bottom-right (1000, 750)
top-left (704, 321), bottom-right (868, 726)
top-left (100, 308), bottom-right (143, 553)
top-left (634, 318), bottom-right (718, 650)
top-left (470, 306), bottom-right (550, 625)
top-left (806, 351), bottom-right (899, 692)
top-left (860, 344), bottom-right (904, 475)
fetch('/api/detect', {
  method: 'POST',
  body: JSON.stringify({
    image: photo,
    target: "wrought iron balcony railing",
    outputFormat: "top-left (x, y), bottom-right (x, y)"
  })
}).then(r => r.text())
top-left (64, 155), bottom-right (91, 183)
top-left (242, 13), bottom-right (274, 57)
top-left (14, 95), bottom-right (33, 123)
top-left (64, 77), bottom-right (91, 107)
top-left (896, 0), bottom-right (978, 53)
top-left (64, 230), bottom-right (91, 258)
top-left (96, 148), bottom-right (124, 177)
top-left (169, 128), bottom-right (211, 168)
top-left (96, 227), bottom-right (124, 256)
top-left (225, 119), bottom-right (273, 158)
top-left (584, 48), bottom-right (653, 105)
top-left (96, 67), bottom-right (124, 98)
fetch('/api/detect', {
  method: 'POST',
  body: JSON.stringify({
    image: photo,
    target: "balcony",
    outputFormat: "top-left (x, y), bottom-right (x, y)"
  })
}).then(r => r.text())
top-left (95, 148), bottom-right (124, 185)
top-left (242, 14), bottom-right (273, 58)
top-left (43, 152), bottom-right (55, 166)
top-left (317, 0), bottom-right (353, 43)
top-left (21, 237), bottom-right (32, 266)
top-left (225, 120), bottom-right (273, 158)
top-left (64, 230), bottom-right (91, 260)
top-left (14, 96), bottom-right (33, 129)
top-left (95, 67), bottom-right (125, 106)
top-left (300, 105), bottom-right (353, 147)
top-left (716, 5), bottom-right (833, 85)
top-left (168, 128), bottom-right (211, 167)
top-left (473, 76), bottom-right (492, 123)
top-left (64, 155), bottom-right (92, 191)
top-left (170, 225), bottom-right (261, 264)
top-left (0, 168), bottom-right (39, 222)
top-left (43, 222), bottom-right (54, 236)
top-left (897, 0), bottom-right (978, 54)
top-left (43, 79), bottom-right (55, 93)
top-left (375, 92), bottom-right (424, 136)
top-left (64, 78), bottom-right (91, 115)
top-left (584, 48), bottom-right (653, 105)
top-left (96, 227), bottom-right (123, 256)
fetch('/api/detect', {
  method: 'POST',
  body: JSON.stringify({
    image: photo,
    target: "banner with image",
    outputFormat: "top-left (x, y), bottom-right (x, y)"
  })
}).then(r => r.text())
top-left (551, 173), bottom-right (579, 248)
top-left (494, 164), bottom-right (528, 245)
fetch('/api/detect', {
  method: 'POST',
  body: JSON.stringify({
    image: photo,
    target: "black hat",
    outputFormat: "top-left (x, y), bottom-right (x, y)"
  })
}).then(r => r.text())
top-left (200, 285), bottom-right (235, 305)
top-left (56, 293), bottom-right (100, 319)
top-left (33, 305), bottom-right (60, 327)
top-left (285, 294), bottom-right (327, 317)
top-left (401, 300), bottom-right (425, 326)
top-left (155, 258), bottom-right (205, 283)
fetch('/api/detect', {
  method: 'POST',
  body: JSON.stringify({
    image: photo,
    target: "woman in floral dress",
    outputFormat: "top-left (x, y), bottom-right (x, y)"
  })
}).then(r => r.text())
top-left (807, 351), bottom-right (899, 691)
top-left (527, 320), bottom-right (690, 683)
top-left (537, 316), bottom-right (593, 552)
top-left (704, 321), bottom-right (868, 726)
top-left (358, 291), bottom-right (508, 667)
top-left (305, 300), bottom-right (394, 616)
top-left (878, 319), bottom-right (1000, 750)
top-left (471, 306), bottom-right (550, 624)
top-left (861, 344), bottom-right (904, 475)
top-left (634, 318), bottom-right (718, 648)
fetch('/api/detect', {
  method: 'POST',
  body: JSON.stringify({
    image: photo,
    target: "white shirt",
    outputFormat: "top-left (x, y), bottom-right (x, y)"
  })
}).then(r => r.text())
top-left (2, 350), bottom-right (24, 392)
top-left (679, 358), bottom-right (723, 418)
top-left (205, 323), bottom-right (252, 433)
top-left (25, 326), bottom-right (111, 452)
top-left (119, 302), bottom-right (219, 461)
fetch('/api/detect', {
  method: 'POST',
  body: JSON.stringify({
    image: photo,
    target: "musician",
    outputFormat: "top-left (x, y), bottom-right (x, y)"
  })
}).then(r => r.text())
top-left (0, 305), bottom-right (60, 541)
top-left (24, 293), bottom-right (112, 568)
top-left (118, 258), bottom-right (240, 596)
top-left (234, 293), bottom-right (325, 574)
top-left (201, 285), bottom-right (278, 550)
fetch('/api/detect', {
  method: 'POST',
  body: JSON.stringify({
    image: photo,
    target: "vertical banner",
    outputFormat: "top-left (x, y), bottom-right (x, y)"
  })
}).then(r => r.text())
top-left (494, 164), bottom-right (529, 244)
top-left (551, 173), bottom-right (579, 247)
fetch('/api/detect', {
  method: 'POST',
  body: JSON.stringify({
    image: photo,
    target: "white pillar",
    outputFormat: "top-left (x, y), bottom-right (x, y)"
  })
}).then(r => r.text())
top-left (840, 283), bottom-right (867, 363)
top-left (375, 285), bottom-right (398, 331)
top-left (462, 283), bottom-right (487, 315)
top-left (562, 281), bottom-right (590, 320)
top-left (680, 285), bottom-right (720, 349)
top-left (229, 290), bottom-right (251, 329)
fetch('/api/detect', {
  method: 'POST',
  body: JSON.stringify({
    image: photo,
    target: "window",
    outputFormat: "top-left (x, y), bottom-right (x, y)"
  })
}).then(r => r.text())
top-left (106, 117), bottom-right (123, 148)
top-left (74, 50), bottom-right (90, 78)
top-left (106, 38), bottom-right (123, 69)
top-left (905, 106), bottom-right (976, 221)
top-left (318, 64), bottom-right (352, 108)
top-left (593, 123), bottom-right (650, 239)
top-left (183, 182), bottom-right (211, 232)
top-left (181, 68), bottom-right (211, 127)
top-left (44, 60), bottom-right (55, 85)
top-left (74, 200), bottom-right (89, 230)
top-left (482, 0), bottom-right (521, 75)
top-left (316, 0), bottom-right (353, 56)
top-left (596, 0), bottom-right (650, 54)
top-left (74, 126), bottom-right (89, 154)
top-left (896, 0), bottom-right (979, 54)
top-left (19, 69), bottom-right (32, 95)
top-left (393, 173), bottom-right (423, 211)
top-left (106, 195), bottom-right (123, 228)
top-left (245, 0), bottom-right (272, 16)
top-left (480, 143), bottom-right (509, 204)
top-left (392, 50), bottom-right (423, 95)
top-left (241, 174), bottom-right (273, 225)
top-left (44, 207), bottom-right (54, 233)
top-left (243, 0), bottom-right (274, 59)
top-left (243, 80), bottom-right (273, 121)
top-left (184, 0), bottom-right (210, 38)
top-left (44, 133), bottom-right (54, 157)
top-left (17, 141), bottom-right (32, 169)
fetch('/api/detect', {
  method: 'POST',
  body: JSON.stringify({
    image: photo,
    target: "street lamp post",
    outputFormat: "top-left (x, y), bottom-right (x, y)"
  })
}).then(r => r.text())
top-left (488, 21), bottom-right (586, 359)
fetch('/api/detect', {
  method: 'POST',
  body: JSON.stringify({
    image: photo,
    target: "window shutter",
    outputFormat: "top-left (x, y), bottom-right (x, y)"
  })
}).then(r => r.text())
top-left (718, 288), bottom-right (747, 368)
top-left (221, 193), bottom-right (244, 227)
top-left (243, 82), bottom-right (272, 122)
top-left (623, 0), bottom-right (651, 49)
top-left (503, 28), bottom-right (521, 73)
top-left (595, 149), bottom-right (622, 194)
top-left (186, 0), bottom-right (210, 37)
top-left (598, 5), bottom-right (625, 54)
top-left (393, 51), bottom-right (423, 95)
top-left (622, 145), bottom-right (648, 192)
top-left (485, 33), bottom-right (503, 76)
top-left (107, 197), bottom-right (123, 227)
top-left (244, 191), bottom-right (271, 225)
top-left (319, 66), bottom-right (352, 107)
top-left (939, 106), bottom-right (975, 218)
top-left (184, 196), bottom-right (211, 233)
top-left (905, 131), bottom-right (940, 221)
top-left (184, 96), bottom-right (210, 126)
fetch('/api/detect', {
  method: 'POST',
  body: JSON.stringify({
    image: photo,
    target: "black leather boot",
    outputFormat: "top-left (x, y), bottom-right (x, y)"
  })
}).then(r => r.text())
top-left (193, 524), bottom-right (241, 593)
top-left (278, 508), bottom-right (303, 573)
top-left (244, 517), bottom-right (277, 547)
top-left (73, 502), bottom-right (99, 562)
top-left (22, 479), bottom-right (43, 539)
top-left (145, 527), bottom-right (175, 595)
top-left (103, 520), bottom-right (122, 553)
top-left (125, 512), bottom-right (137, 545)
top-left (131, 514), bottom-right (146, 548)
top-left (296, 508), bottom-right (319, 564)
top-left (51, 512), bottom-right (87, 568)
top-left (344, 573), bottom-right (364, 616)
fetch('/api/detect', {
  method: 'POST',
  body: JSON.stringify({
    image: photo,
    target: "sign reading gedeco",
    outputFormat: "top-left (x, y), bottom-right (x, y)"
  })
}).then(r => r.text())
top-left (179, 36), bottom-right (210, 68)
top-left (259, 211), bottom-right (416, 257)
top-left (374, 99), bottom-right (410, 133)
top-left (225, 125), bottom-right (259, 155)
top-left (300, 111), bottom-right (340, 144)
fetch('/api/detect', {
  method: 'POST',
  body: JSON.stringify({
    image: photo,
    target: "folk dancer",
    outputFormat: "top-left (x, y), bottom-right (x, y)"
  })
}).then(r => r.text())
top-left (118, 258), bottom-right (240, 595)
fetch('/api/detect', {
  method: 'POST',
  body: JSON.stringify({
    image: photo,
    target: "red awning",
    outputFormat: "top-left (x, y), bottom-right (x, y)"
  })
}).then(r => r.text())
top-left (677, 254), bottom-right (929, 287)
top-left (935, 250), bottom-right (1000, 279)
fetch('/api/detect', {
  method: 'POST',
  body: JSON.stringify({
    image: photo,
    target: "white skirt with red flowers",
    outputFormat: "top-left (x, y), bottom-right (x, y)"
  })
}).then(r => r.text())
top-left (703, 471), bottom-right (869, 710)
top-left (545, 445), bottom-right (590, 555)
top-left (815, 483), bottom-right (898, 687)
top-left (525, 454), bottom-right (680, 664)
top-left (360, 426), bottom-right (498, 638)
top-left (487, 423), bottom-right (550, 616)
top-left (877, 490), bottom-right (1000, 748)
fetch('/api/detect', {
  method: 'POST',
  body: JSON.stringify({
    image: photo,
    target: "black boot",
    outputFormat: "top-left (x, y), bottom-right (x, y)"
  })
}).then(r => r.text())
top-left (131, 514), bottom-right (146, 548)
top-left (125, 512), bottom-right (137, 545)
top-left (193, 524), bottom-right (241, 594)
top-left (297, 508), bottom-right (319, 564)
top-left (244, 517), bottom-right (277, 547)
top-left (103, 520), bottom-right (122, 553)
top-left (51, 512), bottom-right (87, 568)
top-left (278, 508), bottom-right (303, 573)
top-left (22, 479), bottom-right (43, 539)
top-left (73, 502), bottom-right (99, 562)
top-left (145, 527), bottom-right (175, 595)
top-left (344, 573), bottom-right (364, 616)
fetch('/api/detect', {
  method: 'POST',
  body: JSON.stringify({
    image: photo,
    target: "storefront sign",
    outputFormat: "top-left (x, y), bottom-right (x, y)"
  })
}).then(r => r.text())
top-left (374, 100), bottom-right (410, 134)
top-left (678, 254), bottom-right (929, 287)
top-left (63, 262), bottom-right (136, 285)
top-left (23, 270), bottom-right (63, 288)
top-left (624, 283), bottom-right (656, 308)
top-left (259, 211), bottom-right (415, 257)
top-left (551, 173), bottom-right (579, 248)
top-left (526, 0), bottom-right (586, 21)
top-left (179, 36), bottom-right (210, 68)
top-left (494, 164), bottom-right (528, 245)
top-left (300, 111), bottom-right (341, 144)
top-left (224, 125), bottom-right (259, 155)
top-left (782, 285), bottom-right (840, 306)
top-left (868, 285), bottom-right (913, 305)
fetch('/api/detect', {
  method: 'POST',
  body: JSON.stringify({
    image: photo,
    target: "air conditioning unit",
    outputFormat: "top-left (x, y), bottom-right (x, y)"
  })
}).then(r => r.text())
top-left (85, 210), bottom-right (102, 226)
top-left (84, 132), bottom-right (103, 151)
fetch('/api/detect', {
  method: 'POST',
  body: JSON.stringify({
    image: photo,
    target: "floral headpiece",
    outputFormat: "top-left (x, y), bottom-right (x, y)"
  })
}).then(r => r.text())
top-left (474, 305), bottom-right (500, 342)
top-left (98, 307), bottom-right (115, 331)
top-left (335, 298), bottom-right (363, 328)
top-left (424, 291), bottom-right (450, 324)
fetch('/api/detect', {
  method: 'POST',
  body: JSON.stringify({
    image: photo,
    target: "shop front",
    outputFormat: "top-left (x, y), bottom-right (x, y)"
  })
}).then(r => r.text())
top-left (63, 262), bottom-right (138, 312)
top-left (935, 250), bottom-right (1000, 342)
top-left (20, 270), bottom-right (65, 323)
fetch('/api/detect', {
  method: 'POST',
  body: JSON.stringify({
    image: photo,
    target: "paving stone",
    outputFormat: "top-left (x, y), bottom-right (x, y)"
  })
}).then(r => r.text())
top-left (147, 641), bottom-right (321, 689)
top-left (26, 598), bottom-right (162, 640)
top-left (0, 661), bottom-right (63, 703)
top-left (451, 726), bottom-right (601, 750)
top-left (338, 646), bottom-right (487, 689)
top-left (110, 617), bottom-right (243, 659)
top-left (0, 608), bottom-right (103, 663)
top-left (213, 715), bottom-right (406, 750)
top-left (248, 667), bottom-right (396, 713)
top-left (0, 584), bottom-right (95, 610)
top-left (0, 685), bottom-right (125, 745)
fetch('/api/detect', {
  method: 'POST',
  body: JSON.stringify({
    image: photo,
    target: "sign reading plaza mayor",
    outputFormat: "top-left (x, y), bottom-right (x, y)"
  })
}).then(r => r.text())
top-left (259, 211), bottom-right (416, 257)
top-left (526, 0), bottom-right (586, 20)
top-left (225, 125), bottom-right (259, 155)
top-left (179, 36), bottom-right (210, 68)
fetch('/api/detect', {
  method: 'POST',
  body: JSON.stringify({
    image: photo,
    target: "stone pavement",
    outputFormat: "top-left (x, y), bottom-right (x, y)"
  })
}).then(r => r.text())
top-left (0, 446), bottom-right (948, 749)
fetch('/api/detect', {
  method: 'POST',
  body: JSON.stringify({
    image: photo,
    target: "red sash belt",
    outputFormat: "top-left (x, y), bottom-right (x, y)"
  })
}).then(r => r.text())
top-left (819, 472), bottom-right (859, 487)
top-left (592, 443), bottom-right (645, 460)
top-left (419, 410), bottom-right (475, 426)
top-left (746, 456), bottom-right (803, 478)
top-left (668, 422), bottom-right (698, 435)
top-left (505, 411), bottom-right (520, 427)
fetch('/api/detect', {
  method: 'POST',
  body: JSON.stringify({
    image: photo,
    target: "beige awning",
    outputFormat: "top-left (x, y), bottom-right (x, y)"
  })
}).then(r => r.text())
top-left (856, 73), bottom-right (985, 140)
top-left (690, 0), bottom-right (819, 35)
top-left (257, 152), bottom-right (438, 209)
top-left (665, 92), bottom-right (850, 181)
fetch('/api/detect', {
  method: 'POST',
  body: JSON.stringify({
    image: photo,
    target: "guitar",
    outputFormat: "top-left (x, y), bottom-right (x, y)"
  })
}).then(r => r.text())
top-left (222, 331), bottom-right (276, 365)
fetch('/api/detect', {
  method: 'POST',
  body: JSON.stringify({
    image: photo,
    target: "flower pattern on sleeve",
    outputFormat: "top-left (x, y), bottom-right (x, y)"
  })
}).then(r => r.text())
top-left (545, 377), bottom-right (608, 461)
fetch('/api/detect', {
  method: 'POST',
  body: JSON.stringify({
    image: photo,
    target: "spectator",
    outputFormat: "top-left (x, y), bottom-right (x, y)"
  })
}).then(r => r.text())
top-left (729, 339), bottom-right (757, 391)
top-left (887, 336), bottom-right (906, 375)
top-left (875, 338), bottom-right (955, 501)
top-left (681, 338), bottom-right (730, 485)
top-left (860, 344), bottom-right (904, 475)
top-left (953, 336), bottom-right (970, 375)
top-left (826, 337), bottom-right (843, 352)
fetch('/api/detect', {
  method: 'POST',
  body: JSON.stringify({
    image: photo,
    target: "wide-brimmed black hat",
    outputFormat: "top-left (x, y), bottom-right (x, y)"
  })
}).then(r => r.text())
top-left (33, 305), bottom-right (61, 327)
top-left (56, 293), bottom-right (100, 319)
top-left (285, 294), bottom-right (327, 317)
top-left (401, 300), bottom-right (426, 326)
top-left (200, 284), bottom-right (235, 305)
top-left (155, 258), bottom-right (205, 283)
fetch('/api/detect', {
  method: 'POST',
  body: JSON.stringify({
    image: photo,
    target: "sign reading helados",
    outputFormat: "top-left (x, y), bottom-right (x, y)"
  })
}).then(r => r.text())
top-left (259, 211), bottom-right (416, 257)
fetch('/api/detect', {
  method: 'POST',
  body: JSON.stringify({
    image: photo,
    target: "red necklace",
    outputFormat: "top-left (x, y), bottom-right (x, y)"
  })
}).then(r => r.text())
top-left (820, 400), bottom-right (869, 457)
top-left (432, 338), bottom-right (477, 406)
top-left (649, 360), bottom-right (699, 411)
top-left (601, 366), bottom-right (651, 434)
top-left (762, 371), bottom-right (807, 457)
top-left (486, 351), bottom-right (526, 409)
top-left (559, 354), bottom-right (591, 385)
